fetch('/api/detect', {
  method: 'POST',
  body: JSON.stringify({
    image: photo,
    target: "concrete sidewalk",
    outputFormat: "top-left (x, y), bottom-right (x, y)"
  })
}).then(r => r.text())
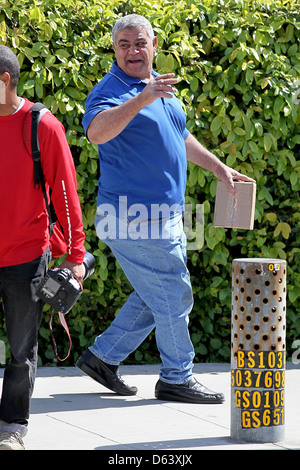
top-left (1, 363), bottom-right (299, 451)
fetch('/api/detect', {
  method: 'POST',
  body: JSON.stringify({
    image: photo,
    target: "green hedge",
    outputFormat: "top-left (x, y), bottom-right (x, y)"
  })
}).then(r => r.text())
top-left (0, 0), bottom-right (299, 365)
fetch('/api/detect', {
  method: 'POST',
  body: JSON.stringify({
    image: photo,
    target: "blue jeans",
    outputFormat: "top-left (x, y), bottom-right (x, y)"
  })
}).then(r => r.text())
top-left (92, 211), bottom-right (195, 384)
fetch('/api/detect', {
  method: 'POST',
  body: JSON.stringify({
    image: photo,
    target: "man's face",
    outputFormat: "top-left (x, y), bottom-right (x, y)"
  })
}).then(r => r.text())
top-left (113, 27), bottom-right (157, 80)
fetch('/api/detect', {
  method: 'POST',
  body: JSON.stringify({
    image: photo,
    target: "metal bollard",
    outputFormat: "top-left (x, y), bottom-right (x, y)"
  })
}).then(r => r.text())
top-left (230, 258), bottom-right (286, 443)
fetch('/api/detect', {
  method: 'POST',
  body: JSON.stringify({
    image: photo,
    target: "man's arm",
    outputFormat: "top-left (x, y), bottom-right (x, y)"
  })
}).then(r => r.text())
top-left (87, 73), bottom-right (178, 144)
top-left (87, 94), bottom-right (145, 144)
top-left (185, 133), bottom-right (255, 191)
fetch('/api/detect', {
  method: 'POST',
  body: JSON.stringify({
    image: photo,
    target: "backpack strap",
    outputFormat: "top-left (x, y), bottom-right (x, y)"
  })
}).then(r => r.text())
top-left (23, 103), bottom-right (55, 232)
top-left (30, 103), bottom-right (50, 189)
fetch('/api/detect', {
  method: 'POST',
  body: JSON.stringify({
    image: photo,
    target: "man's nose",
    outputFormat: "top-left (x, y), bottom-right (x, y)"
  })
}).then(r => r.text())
top-left (128, 44), bottom-right (139, 54)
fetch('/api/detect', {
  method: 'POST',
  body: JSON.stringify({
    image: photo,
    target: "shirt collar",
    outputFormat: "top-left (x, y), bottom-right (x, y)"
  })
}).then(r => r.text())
top-left (109, 60), bottom-right (158, 86)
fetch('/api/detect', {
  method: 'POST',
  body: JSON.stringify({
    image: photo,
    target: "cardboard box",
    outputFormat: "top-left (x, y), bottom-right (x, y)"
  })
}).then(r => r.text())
top-left (214, 181), bottom-right (256, 230)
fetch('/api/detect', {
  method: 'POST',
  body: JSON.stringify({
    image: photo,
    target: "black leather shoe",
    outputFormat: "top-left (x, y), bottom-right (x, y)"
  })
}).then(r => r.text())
top-left (76, 350), bottom-right (138, 396)
top-left (155, 377), bottom-right (225, 404)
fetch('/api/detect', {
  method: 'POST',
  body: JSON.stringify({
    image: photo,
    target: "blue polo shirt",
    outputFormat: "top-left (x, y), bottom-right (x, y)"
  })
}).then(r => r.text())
top-left (82, 61), bottom-right (189, 217)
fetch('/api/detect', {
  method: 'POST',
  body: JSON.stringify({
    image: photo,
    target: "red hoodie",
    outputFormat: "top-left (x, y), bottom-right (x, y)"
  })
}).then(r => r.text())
top-left (0, 99), bottom-right (85, 267)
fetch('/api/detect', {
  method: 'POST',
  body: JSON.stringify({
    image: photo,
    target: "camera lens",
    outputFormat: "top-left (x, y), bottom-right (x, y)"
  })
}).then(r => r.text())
top-left (83, 251), bottom-right (95, 280)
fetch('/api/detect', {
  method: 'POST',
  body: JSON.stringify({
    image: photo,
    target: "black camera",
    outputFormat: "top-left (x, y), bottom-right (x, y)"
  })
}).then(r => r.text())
top-left (36, 251), bottom-right (95, 314)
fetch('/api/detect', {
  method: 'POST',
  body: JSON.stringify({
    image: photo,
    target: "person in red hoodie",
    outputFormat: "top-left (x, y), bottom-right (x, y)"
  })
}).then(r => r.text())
top-left (0, 45), bottom-right (86, 450)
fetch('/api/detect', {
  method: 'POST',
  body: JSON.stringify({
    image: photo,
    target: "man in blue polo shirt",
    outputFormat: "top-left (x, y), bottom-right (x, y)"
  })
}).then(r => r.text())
top-left (77, 14), bottom-right (254, 403)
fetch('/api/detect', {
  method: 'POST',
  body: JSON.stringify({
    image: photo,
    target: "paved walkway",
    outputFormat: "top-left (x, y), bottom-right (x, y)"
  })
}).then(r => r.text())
top-left (1, 362), bottom-right (298, 451)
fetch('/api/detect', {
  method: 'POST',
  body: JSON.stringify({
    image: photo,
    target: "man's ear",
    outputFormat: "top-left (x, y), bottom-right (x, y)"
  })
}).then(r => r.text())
top-left (0, 72), bottom-right (11, 88)
top-left (153, 36), bottom-right (158, 54)
top-left (0, 73), bottom-right (10, 104)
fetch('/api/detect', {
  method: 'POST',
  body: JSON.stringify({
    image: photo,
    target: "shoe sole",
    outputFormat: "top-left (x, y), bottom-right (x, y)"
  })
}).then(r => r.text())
top-left (0, 443), bottom-right (25, 450)
top-left (155, 391), bottom-right (225, 404)
top-left (76, 359), bottom-right (137, 396)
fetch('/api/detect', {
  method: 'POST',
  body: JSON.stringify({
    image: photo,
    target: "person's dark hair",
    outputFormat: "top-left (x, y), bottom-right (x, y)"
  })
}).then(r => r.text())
top-left (0, 45), bottom-right (20, 89)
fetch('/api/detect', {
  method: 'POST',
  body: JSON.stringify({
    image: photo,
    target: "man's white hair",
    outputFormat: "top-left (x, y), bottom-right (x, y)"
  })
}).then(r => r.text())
top-left (112, 14), bottom-right (155, 44)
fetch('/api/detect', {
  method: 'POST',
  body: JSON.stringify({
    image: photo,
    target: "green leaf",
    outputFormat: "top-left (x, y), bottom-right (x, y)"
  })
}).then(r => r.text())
top-left (260, 77), bottom-right (269, 89)
top-left (156, 53), bottom-right (174, 72)
top-left (190, 77), bottom-right (198, 93)
top-left (56, 49), bottom-right (70, 62)
top-left (258, 187), bottom-right (273, 205)
top-left (165, 54), bottom-right (175, 72)
top-left (210, 338), bottom-right (222, 350)
top-left (288, 289), bottom-right (299, 303)
top-left (65, 86), bottom-right (86, 100)
top-left (266, 213), bottom-right (277, 224)
top-left (290, 171), bottom-right (298, 186)
top-left (45, 55), bottom-right (56, 67)
top-left (234, 127), bottom-right (246, 136)
top-left (274, 222), bottom-right (291, 239)
top-left (281, 223), bottom-right (292, 239)
top-left (263, 133), bottom-right (273, 152)
top-left (273, 96), bottom-right (283, 114)
top-left (43, 24), bottom-right (53, 41)
top-left (196, 343), bottom-right (208, 355)
top-left (285, 24), bottom-right (294, 42)
top-left (210, 115), bottom-right (222, 133)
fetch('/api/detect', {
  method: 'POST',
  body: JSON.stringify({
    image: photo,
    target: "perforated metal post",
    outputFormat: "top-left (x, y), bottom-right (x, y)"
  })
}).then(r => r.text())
top-left (231, 258), bottom-right (286, 443)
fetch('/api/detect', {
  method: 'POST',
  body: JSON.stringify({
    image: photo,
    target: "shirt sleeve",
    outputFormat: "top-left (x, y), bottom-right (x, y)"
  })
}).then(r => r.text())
top-left (82, 85), bottom-right (119, 138)
top-left (183, 128), bottom-right (190, 140)
top-left (38, 113), bottom-right (86, 264)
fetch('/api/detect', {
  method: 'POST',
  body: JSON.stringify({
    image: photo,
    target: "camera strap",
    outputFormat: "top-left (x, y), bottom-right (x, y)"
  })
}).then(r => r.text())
top-left (49, 309), bottom-right (72, 361)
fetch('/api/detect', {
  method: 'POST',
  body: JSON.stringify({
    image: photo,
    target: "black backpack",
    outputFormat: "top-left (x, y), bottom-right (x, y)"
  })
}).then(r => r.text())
top-left (23, 102), bottom-right (57, 235)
